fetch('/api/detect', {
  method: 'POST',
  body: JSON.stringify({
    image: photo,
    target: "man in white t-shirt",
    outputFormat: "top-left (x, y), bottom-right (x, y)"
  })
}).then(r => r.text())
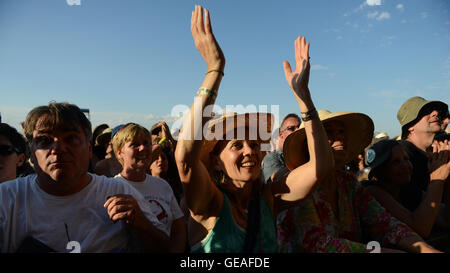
top-left (0, 102), bottom-right (169, 252)
top-left (112, 123), bottom-right (186, 253)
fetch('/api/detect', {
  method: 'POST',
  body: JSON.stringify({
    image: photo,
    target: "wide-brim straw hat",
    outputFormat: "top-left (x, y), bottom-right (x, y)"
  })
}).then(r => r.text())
top-left (199, 112), bottom-right (274, 168)
top-left (283, 109), bottom-right (374, 171)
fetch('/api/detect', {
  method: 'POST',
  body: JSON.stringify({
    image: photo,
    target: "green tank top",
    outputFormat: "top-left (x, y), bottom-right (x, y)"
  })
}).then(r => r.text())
top-left (191, 193), bottom-right (279, 253)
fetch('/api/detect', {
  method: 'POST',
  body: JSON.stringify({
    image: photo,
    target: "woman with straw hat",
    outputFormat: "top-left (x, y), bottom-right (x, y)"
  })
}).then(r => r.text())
top-left (175, 6), bottom-right (333, 253)
top-left (277, 110), bottom-right (441, 253)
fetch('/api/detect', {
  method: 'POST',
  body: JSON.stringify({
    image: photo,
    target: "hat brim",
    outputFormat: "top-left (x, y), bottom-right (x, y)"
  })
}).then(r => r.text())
top-left (199, 113), bottom-right (274, 168)
top-left (283, 112), bottom-right (374, 171)
top-left (96, 130), bottom-right (112, 146)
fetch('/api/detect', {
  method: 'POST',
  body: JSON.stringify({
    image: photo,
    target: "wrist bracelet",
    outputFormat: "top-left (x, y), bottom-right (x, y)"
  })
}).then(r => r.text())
top-left (301, 108), bottom-right (316, 115)
top-left (301, 108), bottom-right (318, 122)
top-left (197, 87), bottom-right (218, 100)
top-left (206, 69), bottom-right (224, 76)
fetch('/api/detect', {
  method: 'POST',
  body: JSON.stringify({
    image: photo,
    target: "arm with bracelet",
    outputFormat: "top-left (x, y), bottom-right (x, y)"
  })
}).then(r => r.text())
top-left (175, 5), bottom-right (226, 219)
top-left (271, 36), bottom-right (334, 206)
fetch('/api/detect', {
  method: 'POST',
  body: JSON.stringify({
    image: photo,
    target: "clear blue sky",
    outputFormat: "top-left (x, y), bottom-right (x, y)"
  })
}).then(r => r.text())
top-left (1, 0), bottom-right (449, 138)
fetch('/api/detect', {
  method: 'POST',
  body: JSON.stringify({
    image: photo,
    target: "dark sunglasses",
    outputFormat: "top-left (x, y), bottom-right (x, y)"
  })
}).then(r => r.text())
top-left (281, 125), bottom-right (300, 133)
top-left (0, 145), bottom-right (20, 156)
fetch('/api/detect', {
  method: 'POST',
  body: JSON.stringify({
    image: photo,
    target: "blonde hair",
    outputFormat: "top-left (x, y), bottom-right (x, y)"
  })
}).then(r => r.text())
top-left (112, 123), bottom-right (151, 165)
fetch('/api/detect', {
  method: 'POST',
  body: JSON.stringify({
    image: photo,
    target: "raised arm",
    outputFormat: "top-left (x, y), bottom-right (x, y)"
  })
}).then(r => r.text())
top-left (272, 36), bottom-right (334, 202)
top-left (175, 6), bottom-right (225, 217)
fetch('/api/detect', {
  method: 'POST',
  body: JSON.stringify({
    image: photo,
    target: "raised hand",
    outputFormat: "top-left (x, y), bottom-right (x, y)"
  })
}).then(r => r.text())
top-left (429, 140), bottom-right (450, 181)
top-left (283, 36), bottom-right (311, 100)
top-left (191, 5), bottom-right (225, 71)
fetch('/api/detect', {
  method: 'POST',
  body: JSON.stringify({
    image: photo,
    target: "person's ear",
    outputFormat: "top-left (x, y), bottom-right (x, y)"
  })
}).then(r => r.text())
top-left (115, 148), bottom-right (122, 161)
top-left (16, 153), bottom-right (25, 167)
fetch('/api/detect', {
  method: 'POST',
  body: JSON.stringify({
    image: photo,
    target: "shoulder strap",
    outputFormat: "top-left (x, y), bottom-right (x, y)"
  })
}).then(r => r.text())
top-left (242, 183), bottom-right (261, 253)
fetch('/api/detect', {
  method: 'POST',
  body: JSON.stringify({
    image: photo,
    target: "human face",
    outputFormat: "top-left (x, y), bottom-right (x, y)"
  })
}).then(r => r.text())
top-left (105, 141), bottom-right (113, 157)
top-left (324, 121), bottom-right (347, 166)
top-left (0, 135), bottom-right (24, 183)
top-left (117, 136), bottom-right (152, 172)
top-left (216, 139), bottom-right (262, 186)
top-left (31, 120), bottom-right (91, 183)
top-left (149, 145), bottom-right (169, 178)
top-left (384, 145), bottom-right (412, 185)
top-left (410, 109), bottom-right (442, 136)
top-left (278, 117), bottom-right (301, 149)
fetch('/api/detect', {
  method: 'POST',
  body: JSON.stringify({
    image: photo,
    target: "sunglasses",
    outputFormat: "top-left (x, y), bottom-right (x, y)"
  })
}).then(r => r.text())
top-left (281, 125), bottom-right (300, 133)
top-left (0, 145), bottom-right (20, 156)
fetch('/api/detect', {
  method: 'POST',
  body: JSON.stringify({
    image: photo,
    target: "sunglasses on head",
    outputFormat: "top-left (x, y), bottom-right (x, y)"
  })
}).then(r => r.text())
top-left (0, 145), bottom-right (20, 156)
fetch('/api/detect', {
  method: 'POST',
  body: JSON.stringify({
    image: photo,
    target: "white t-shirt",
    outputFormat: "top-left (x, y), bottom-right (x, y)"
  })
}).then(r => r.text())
top-left (114, 174), bottom-right (184, 234)
top-left (0, 173), bottom-right (169, 253)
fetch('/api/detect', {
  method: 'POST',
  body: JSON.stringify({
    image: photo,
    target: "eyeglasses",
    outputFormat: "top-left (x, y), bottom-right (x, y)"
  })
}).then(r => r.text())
top-left (281, 125), bottom-right (300, 133)
top-left (0, 145), bottom-right (20, 156)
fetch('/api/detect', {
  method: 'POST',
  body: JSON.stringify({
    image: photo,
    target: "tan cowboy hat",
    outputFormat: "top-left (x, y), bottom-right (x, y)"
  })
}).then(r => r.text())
top-left (199, 112), bottom-right (274, 168)
top-left (283, 109), bottom-right (374, 171)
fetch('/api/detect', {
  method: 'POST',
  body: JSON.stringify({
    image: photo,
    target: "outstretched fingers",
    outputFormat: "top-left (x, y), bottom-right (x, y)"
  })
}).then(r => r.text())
top-left (197, 5), bottom-right (205, 34)
top-left (204, 8), bottom-right (212, 34)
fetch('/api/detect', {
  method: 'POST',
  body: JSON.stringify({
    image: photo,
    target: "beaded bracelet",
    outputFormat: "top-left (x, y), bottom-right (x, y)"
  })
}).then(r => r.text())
top-left (301, 108), bottom-right (318, 122)
top-left (206, 69), bottom-right (224, 76)
top-left (197, 87), bottom-right (218, 100)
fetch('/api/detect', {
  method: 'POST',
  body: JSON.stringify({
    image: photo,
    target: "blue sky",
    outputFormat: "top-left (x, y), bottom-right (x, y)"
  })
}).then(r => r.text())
top-left (0, 0), bottom-right (449, 139)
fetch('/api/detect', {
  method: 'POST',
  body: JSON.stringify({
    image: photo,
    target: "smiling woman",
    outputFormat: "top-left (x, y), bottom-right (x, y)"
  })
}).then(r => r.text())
top-left (175, 5), bottom-right (333, 253)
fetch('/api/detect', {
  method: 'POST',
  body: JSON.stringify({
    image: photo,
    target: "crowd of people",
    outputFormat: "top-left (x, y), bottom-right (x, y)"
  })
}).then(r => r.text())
top-left (0, 5), bottom-right (449, 253)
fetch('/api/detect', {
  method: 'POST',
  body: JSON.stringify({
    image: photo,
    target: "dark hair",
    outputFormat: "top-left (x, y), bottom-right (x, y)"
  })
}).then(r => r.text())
top-left (369, 141), bottom-right (404, 180)
top-left (0, 123), bottom-right (27, 155)
top-left (281, 113), bottom-right (301, 129)
top-left (23, 102), bottom-right (92, 143)
top-left (0, 123), bottom-right (33, 177)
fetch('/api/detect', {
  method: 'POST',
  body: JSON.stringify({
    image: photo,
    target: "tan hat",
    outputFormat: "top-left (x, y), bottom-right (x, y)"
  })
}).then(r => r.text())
top-left (374, 132), bottom-right (389, 140)
top-left (199, 112), bottom-right (274, 168)
top-left (397, 96), bottom-right (448, 128)
top-left (283, 109), bottom-right (374, 171)
top-left (95, 127), bottom-right (112, 146)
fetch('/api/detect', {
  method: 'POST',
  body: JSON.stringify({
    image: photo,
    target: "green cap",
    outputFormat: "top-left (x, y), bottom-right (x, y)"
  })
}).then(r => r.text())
top-left (397, 96), bottom-right (448, 128)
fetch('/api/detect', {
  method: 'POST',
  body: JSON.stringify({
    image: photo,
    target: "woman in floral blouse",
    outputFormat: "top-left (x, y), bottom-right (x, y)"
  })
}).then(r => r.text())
top-left (277, 110), bottom-right (440, 253)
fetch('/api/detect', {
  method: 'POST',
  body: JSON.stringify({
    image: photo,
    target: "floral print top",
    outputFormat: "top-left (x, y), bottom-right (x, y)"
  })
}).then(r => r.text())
top-left (277, 170), bottom-right (418, 253)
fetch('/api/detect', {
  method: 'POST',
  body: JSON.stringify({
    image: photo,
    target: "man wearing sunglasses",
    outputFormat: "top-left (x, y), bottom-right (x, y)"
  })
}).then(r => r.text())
top-left (396, 96), bottom-right (449, 212)
top-left (0, 102), bottom-right (169, 252)
top-left (261, 113), bottom-right (301, 184)
top-left (0, 123), bottom-right (27, 183)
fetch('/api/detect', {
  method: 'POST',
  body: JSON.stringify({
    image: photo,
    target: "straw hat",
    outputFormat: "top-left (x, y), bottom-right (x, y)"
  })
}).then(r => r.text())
top-left (198, 112), bottom-right (274, 168)
top-left (283, 109), bottom-right (374, 171)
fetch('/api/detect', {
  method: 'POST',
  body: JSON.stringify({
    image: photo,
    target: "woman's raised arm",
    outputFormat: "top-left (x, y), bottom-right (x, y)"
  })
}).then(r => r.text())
top-left (175, 6), bottom-right (225, 216)
top-left (272, 36), bottom-right (334, 202)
